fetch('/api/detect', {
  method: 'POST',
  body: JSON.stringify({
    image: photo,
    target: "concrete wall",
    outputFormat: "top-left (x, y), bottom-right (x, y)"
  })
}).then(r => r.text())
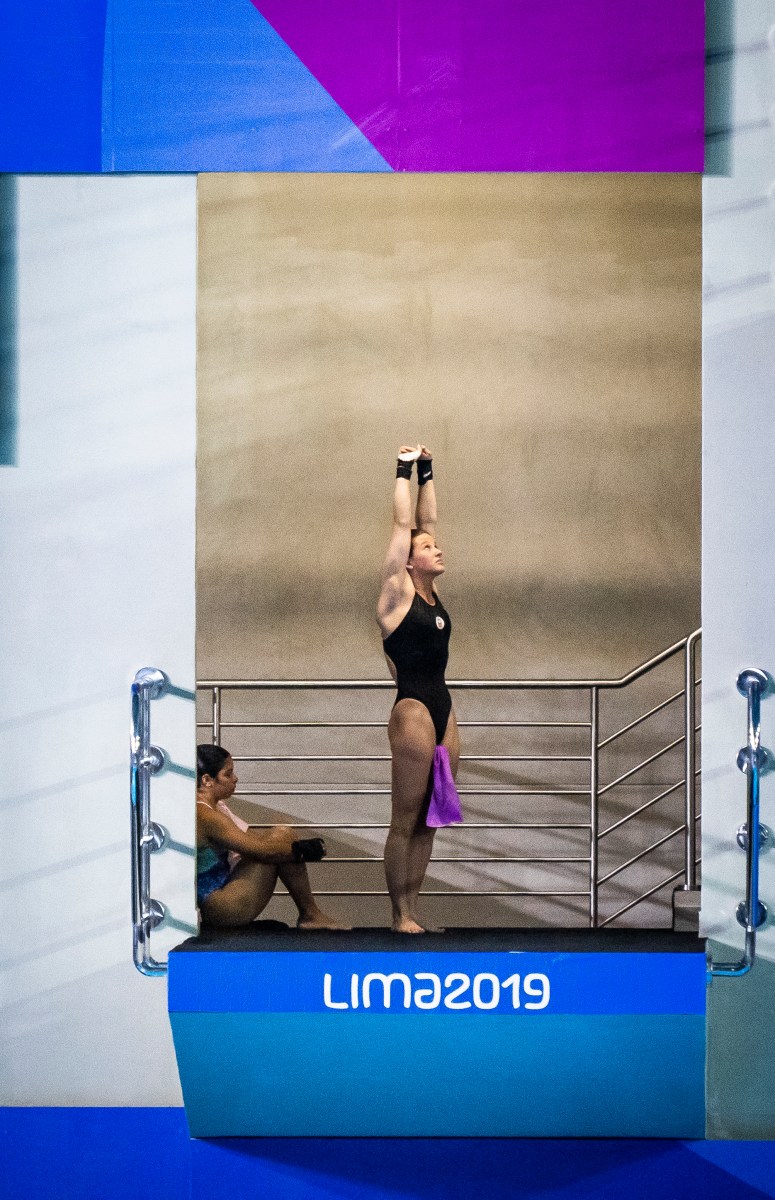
top-left (198, 172), bottom-right (701, 682)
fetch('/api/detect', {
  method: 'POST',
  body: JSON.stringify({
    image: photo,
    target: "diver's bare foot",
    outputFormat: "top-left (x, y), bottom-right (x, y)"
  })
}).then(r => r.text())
top-left (407, 910), bottom-right (445, 933)
top-left (392, 917), bottom-right (426, 934)
top-left (297, 909), bottom-right (351, 931)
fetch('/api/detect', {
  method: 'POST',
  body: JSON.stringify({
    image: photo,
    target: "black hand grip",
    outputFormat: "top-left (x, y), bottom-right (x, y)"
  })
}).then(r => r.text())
top-left (291, 837), bottom-right (327, 863)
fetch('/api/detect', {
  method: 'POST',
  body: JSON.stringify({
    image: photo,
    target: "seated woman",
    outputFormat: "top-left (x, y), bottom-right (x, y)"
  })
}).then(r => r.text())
top-left (196, 744), bottom-right (347, 929)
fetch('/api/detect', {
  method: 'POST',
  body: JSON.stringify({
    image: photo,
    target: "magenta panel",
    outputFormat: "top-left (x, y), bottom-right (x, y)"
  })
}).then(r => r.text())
top-left (252, 0), bottom-right (705, 170)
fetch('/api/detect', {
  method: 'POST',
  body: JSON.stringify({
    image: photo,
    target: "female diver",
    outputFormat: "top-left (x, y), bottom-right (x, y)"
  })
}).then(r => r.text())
top-left (377, 445), bottom-right (461, 933)
top-left (196, 743), bottom-right (347, 929)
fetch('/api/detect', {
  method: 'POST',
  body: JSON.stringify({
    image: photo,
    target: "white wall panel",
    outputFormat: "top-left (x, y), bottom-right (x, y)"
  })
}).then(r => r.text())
top-left (0, 176), bottom-right (196, 1104)
top-left (702, 0), bottom-right (775, 1138)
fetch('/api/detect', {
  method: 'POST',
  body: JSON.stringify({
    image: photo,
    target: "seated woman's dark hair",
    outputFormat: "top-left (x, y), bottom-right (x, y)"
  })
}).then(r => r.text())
top-left (197, 743), bottom-right (230, 787)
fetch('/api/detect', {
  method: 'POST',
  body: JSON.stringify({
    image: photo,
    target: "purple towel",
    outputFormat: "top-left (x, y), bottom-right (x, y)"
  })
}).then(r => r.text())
top-left (426, 745), bottom-right (463, 828)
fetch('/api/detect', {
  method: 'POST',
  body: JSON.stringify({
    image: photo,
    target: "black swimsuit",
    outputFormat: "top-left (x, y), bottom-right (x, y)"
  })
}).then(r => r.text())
top-left (383, 591), bottom-right (452, 744)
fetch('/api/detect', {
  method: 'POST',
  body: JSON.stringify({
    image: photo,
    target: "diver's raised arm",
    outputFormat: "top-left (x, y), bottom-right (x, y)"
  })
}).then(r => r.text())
top-left (377, 446), bottom-right (417, 631)
top-left (414, 444), bottom-right (436, 539)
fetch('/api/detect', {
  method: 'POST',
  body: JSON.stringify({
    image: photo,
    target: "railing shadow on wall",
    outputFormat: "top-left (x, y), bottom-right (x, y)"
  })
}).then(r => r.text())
top-left (196, 631), bottom-right (701, 930)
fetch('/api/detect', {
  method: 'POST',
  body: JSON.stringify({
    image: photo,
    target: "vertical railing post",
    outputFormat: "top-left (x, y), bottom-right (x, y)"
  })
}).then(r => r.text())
top-left (740, 672), bottom-right (767, 942)
top-left (589, 686), bottom-right (599, 928)
top-left (710, 667), bottom-right (770, 977)
top-left (683, 632), bottom-right (699, 888)
top-left (212, 685), bottom-right (221, 744)
top-left (130, 667), bottom-right (169, 976)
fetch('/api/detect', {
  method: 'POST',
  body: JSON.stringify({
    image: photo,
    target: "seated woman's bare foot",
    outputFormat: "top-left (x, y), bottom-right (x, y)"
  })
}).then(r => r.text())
top-left (392, 917), bottom-right (426, 933)
top-left (296, 908), bottom-right (351, 931)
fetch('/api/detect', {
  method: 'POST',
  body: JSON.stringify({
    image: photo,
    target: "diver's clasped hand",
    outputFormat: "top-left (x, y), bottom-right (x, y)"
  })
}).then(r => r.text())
top-left (396, 444), bottom-right (433, 480)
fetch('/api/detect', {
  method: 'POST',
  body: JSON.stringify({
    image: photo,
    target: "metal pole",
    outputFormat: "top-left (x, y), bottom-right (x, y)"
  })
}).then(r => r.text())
top-left (130, 668), bottom-right (168, 976)
top-left (710, 668), bottom-right (770, 977)
top-left (683, 633), bottom-right (698, 888)
top-left (589, 687), bottom-right (599, 928)
top-left (213, 686), bottom-right (221, 744)
top-left (742, 675), bottom-right (765, 941)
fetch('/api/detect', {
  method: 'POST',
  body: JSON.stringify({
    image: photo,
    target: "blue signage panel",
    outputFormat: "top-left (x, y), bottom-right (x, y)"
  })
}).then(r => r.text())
top-left (169, 947), bottom-right (707, 1135)
top-left (170, 1010), bottom-right (706, 1137)
top-left (169, 951), bottom-right (706, 1015)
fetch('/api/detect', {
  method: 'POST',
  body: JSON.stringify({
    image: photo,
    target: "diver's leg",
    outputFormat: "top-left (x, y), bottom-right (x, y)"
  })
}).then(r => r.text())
top-left (405, 822), bottom-right (436, 928)
top-left (386, 698), bottom-right (436, 933)
top-left (405, 707), bottom-right (460, 928)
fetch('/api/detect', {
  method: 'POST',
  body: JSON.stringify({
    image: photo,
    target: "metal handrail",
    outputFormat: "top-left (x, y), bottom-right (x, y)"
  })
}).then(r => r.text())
top-left (598, 779), bottom-right (685, 838)
top-left (598, 825), bottom-right (686, 885)
top-left (710, 668), bottom-right (770, 977)
top-left (598, 736), bottom-right (685, 796)
top-left (130, 668), bottom-right (169, 976)
top-left (245, 822), bottom-right (593, 830)
top-left (303, 890), bottom-right (592, 897)
top-left (589, 688), bottom-right (600, 927)
top-left (328, 856), bottom-right (591, 864)
top-left (198, 720), bottom-right (592, 729)
top-left (595, 632), bottom-right (701, 919)
top-left (197, 630), bottom-right (702, 926)
top-left (229, 753), bottom-right (591, 762)
top-left (600, 869), bottom-right (685, 928)
top-left (236, 788), bottom-right (590, 797)
top-left (599, 685), bottom-right (695, 748)
top-left (683, 630), bottom-right (702, 889)
top-left (197, 637), bottom-right (693, 691)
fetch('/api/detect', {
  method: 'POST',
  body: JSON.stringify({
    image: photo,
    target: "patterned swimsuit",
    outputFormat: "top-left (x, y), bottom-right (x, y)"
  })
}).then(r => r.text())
top-left (196, 800), bottom-right (233, 902)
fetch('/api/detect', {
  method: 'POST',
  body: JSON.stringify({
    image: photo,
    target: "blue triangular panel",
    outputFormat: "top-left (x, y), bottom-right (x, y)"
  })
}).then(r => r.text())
top-left (102, 0), bottom-right (390, 172)
top-left (686, 1143), bottom-right (775, 1199)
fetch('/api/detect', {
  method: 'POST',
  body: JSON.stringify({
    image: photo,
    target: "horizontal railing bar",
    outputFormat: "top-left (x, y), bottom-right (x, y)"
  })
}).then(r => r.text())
top-left (200, 680), bottom-right (596, 690)
top-left (598, 736), bottom-right (684, 795)
top-left (247, 822), bottom-right (592, 829)
top-left (197, 632), bottom-right (699, 693)
top-left (598, 870), bottom-right (683, 928)
top-left (229, 754), bottom-right (592, 763)
top-left (197, 721), bottom-right (387, 728)
top-left (597, 825), bottom-right (686, 885)
top-left (319, 856), bottom-right (593, 864)
top-left (598, 689), bottom-right (684, 748)
top-left (196, 720), bottom-right (593, 729)
top-left (235, 788), bottom-right (591, 796)
top-left (598, 780), bottom-right (685, 838)
top-left (275, 890), bottom-right (592, 897)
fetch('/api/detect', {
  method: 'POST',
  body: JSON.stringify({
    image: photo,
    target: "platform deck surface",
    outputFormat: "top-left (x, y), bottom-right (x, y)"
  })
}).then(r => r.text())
top-left (173, 925), bottom-right (706, 955)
